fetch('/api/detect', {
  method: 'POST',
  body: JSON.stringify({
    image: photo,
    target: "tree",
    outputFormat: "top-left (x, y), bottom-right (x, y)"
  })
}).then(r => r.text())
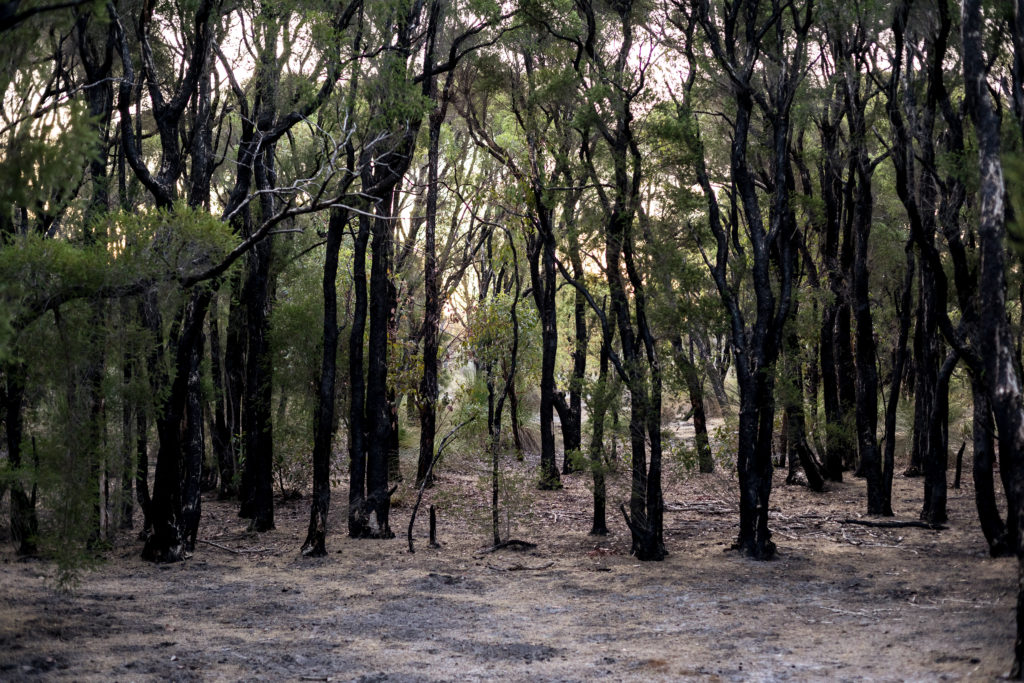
top-left (685, 0), bottom-right (813, 558)
top-left (961, 0), bottom-right (1024, 673)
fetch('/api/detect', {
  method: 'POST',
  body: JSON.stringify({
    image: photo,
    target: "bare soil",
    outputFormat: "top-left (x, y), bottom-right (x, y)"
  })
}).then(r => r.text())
top-left (0, 447), bottom-right (1016, 682)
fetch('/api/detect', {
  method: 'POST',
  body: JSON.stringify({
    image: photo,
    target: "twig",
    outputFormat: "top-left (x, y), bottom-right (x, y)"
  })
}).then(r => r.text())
top-left (407, 417), bottom-right (473, 553)
top-left (199, 539), bottom-right (273, 554)
top-left (840, 518), bottom-right (946, 530)
top-left (487, 561), bottom-right (554, 572)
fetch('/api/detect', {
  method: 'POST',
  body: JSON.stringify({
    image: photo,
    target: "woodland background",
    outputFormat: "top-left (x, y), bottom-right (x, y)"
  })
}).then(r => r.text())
top-left (2, 0), bottom-right (1024, 676)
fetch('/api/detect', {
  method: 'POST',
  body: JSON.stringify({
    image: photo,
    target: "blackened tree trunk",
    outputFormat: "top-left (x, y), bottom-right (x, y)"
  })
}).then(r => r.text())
top-left (348, 212), bottom-right (371, 537)
top-left (971, 387), bottom-right (1011, 556)
top-left (302, 208), bottom-right (347, 557)
top-left (962, 1), bottom-right (1024, 672)
top-left (4, 360), bottom-right (37, 555)
top-left (566, 255), bottom-right (587, 466)
top-left (365, 191), bottom-right (397, 538)
top-left (835, 302), bottom-right (858, 472)
top-left (120, 300), bottom-right (135, 529)
top-left (672, 337), bottom-right (713, 474)
top-left (417, 68), bottom-right (449, 488)
top-left (240, 235), bottom-right (275, 532)
top-left (691, 0), bottom-right (811, 559)
top-left (135, 293), bottom-right (161, 537)
top-left (819, 301), bottom-right (843, 481)
top-left (882, 244), bottom-right (914, 517)
top-left (507, 380), bottom-right (525, 458)
top-left (850, 160), bottom-right (881, 513)
top-left (588, 328), bottom-right (613, 535)
top-left (782, 323), bottom-right (824, 492)
top-left (224, 271), bottom-right (246, 493)
top-left (921, 351), bottom-right (957, 524)
top-left (909, 264), bottom-right (940, 478)
top-left (527, 220), bottom-right (563, 490)
top-left (562, 205), bottom-right (588, 471)
top-left (816, 93), bottom-right (851, 482)
top-left (181, 311), bottom-right (206, 550)
top-left (143, 291), bottom-right (212, 562)
top-left (208, 292), bottom-right (235, 498)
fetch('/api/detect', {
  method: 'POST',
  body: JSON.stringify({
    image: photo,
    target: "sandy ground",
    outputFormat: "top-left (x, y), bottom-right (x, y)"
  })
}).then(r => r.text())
top-left (0, 443), bottom-right (1016, 682)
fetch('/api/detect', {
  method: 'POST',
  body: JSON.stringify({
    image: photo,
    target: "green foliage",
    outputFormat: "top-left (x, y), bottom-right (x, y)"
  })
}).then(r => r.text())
top-left (0, 102), bottom-right (99, 212)
top-left (1005, 153), bottom-right (1024, 255)
top-left (463, 293), bottom-right (539, 372)
top-left (708, 414), bottom-right (740, 476)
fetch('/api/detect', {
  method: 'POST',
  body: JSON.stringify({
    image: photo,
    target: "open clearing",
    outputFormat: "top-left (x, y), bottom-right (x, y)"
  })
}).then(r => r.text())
top-left (0, 452), bottom-right (1015, 682)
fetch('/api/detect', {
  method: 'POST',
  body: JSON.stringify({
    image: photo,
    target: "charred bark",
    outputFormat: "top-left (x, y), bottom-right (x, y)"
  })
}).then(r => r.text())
top-left (4, 360), bottom-right (38, 555)
top-left (527, 220), bottom-right (563, 490)
top-left (971, 387), bottom-right (1011, 556)
top-left (302, 208), bottom-right (347, 557)
top-left (365, 192), bottom-right (397, 539)
top-left (672, 337), bottom-right (713, 474)
top-left (348, 212), bottom-right (371, 537)
top-left (881, 244), bottom-right (914, 517)
top-left (587, 332), bottom-right (612, 535)
top-left (920, 351), bottom-right (957, 525)
top-left (143, 290), bottom-right (212, 562)
top-left (962, 0), bottom-right (1024, 672)
top-left (239, 235), bottom-right (275, 532)
top-left (782, 325), bottom-right (824, 492)
top-left (208, 292), bottom-right (235, 499)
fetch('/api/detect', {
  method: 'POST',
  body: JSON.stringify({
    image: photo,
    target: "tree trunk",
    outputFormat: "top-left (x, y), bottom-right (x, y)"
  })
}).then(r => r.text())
top-left (971, 385), bottom-right (1011, 556)
top-left (417, 101), bottom-right (445, 488)
top-left (120, 300), bottom-right (135, 530)
top-left (143, 291), bottom-right (211, 562)
top-left (4, 360), bottom-right (38, 555)
top-left (552, 392), bottom-right (577, 473)
top-left (921, 351), bottom-right (957, 525)
top-left (783, 325), bottom-right (825, 492)
top-left (507, 380), bottom-right (525, 459)
top-left (302, 208), bottom-right (346, 557)
top-left (962, 2), bottom-right (1024, 672)
top-left (348, 213), bottom-right (371, 537)
top-left (239, 233), bottom-right (275, 532)
top-left (882, 244), bottom-right (915, 517)
top-left (365, 192), bottom-right (396, 539)
top-left (208, 292), bottom-right (235, 499)
top-left (181, 315), bottom-right (206, 551)
top-left (835, 303), bottom-right (858, 472)
top-left (735, 372), bottom-right (776, 559)
top-left (851, 166), bottom-right (882, 513)
top-left (672, 337), bottom-right (713, 474)
top-left (588, 334), bottom-right (611, 536)
top-left (908, 260), bottom-right (940, 478)
top-left (566, 263), bottom-right (587, 463)
top-left (529, 225), bottom-right (562, 490)
top-left (224, 271), bottom-right (246, 496)
top-left (135, 294), bottom-right (161, 537)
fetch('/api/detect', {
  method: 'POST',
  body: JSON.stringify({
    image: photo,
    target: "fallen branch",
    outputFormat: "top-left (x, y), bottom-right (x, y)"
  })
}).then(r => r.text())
top-left (475, 539), bottom-right (537, 555)
top-left (487, 561), bottom-right (554, 572)
top-left (199, 539), bottom-right (273, 554)
top-left (840, 518), bottom-right (946, 530)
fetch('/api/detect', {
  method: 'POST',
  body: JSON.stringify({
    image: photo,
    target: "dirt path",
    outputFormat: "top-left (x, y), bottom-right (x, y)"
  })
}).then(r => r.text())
top-left (0, 460), bottom-right (1015, 681)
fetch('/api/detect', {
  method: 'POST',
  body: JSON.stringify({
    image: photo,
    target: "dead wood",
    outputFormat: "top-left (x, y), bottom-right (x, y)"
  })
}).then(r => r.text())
top-left (840, 518), bottom-right (946, 530)
top-left (199, 539), bottom-right (274, 554)
top-left (486, 561), bottom-right (554, 571)
top-left (475, 539), bottom-right (537, 555)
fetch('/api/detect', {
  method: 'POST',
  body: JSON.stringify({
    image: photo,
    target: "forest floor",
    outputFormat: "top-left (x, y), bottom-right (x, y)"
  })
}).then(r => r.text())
top-left (0, 435), bottom-right (1017, 682)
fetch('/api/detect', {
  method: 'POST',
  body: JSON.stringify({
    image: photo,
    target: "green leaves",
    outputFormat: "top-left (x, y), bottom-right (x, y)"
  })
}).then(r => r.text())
top-left (0, 102), bottom-right (100, 214)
